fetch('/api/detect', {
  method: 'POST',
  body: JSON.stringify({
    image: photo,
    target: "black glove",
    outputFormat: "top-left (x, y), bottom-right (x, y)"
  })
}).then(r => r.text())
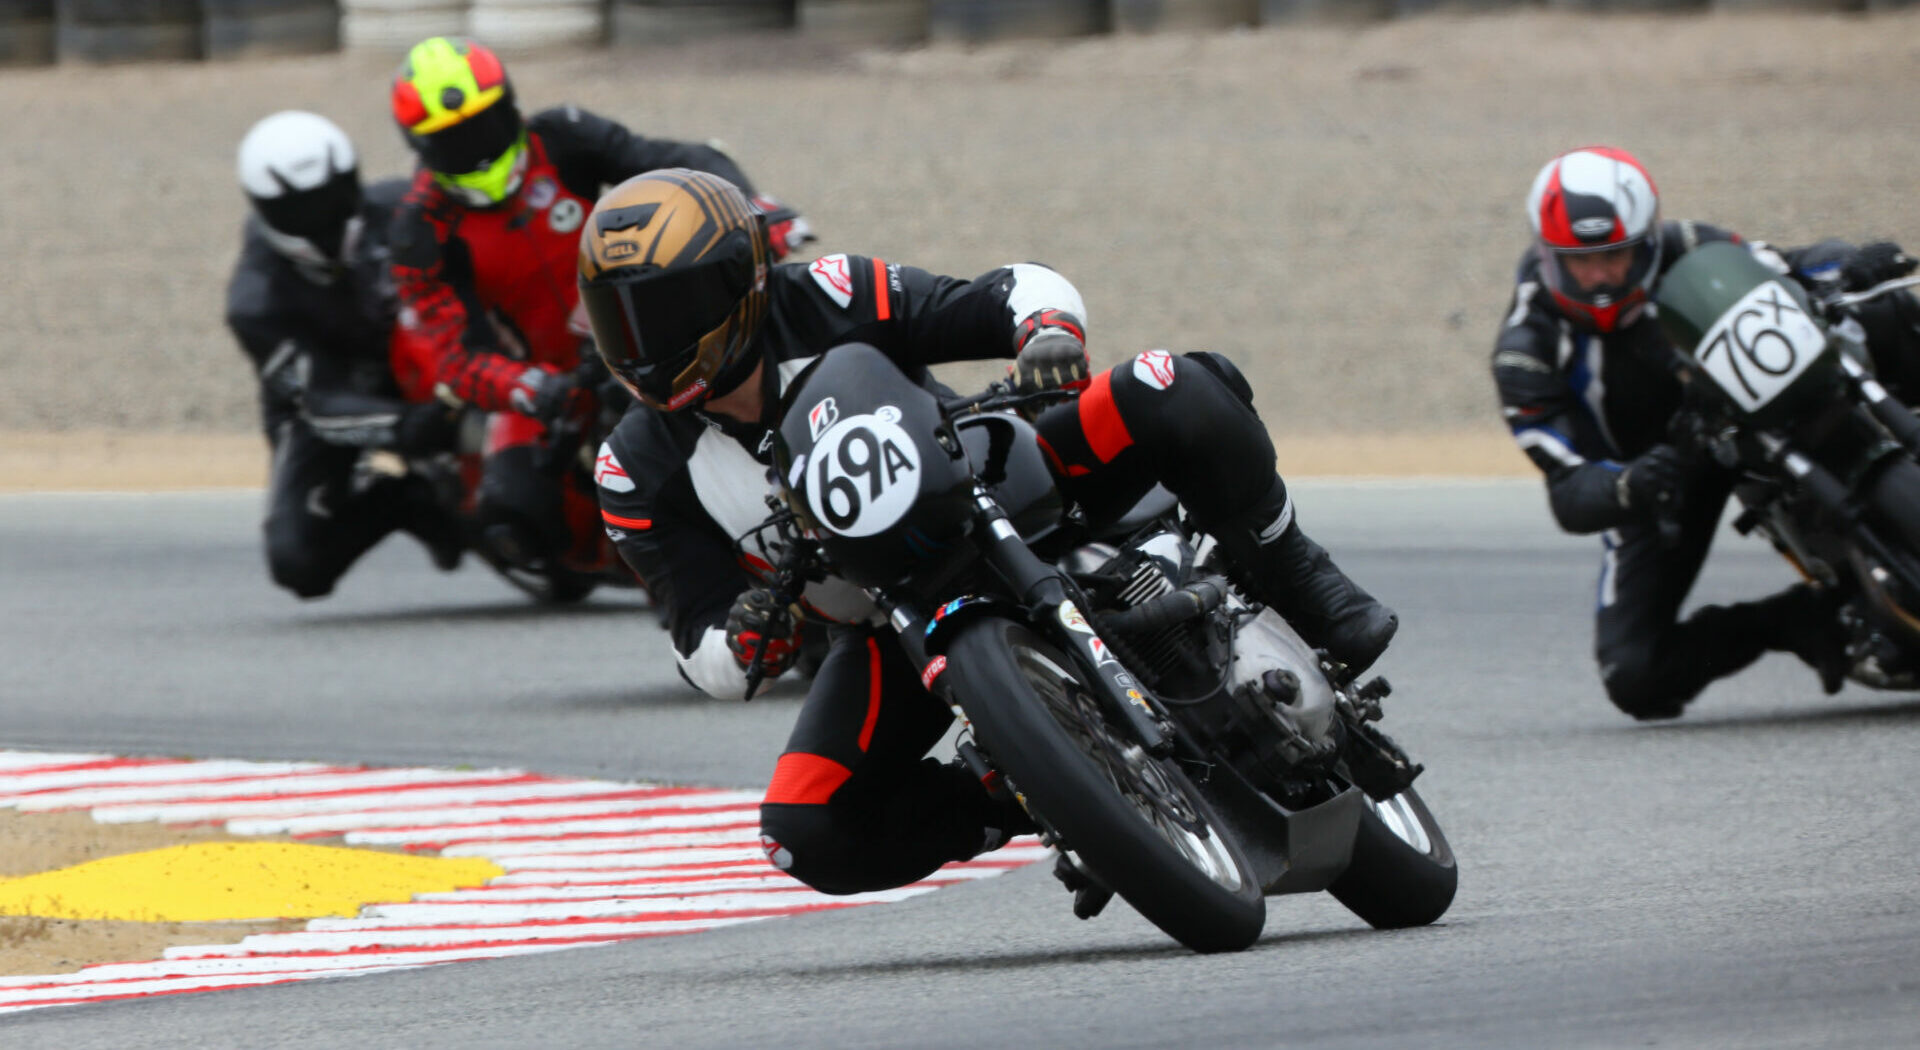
top-left (1008, 310), bottom-right (1089, 396)
top-left (1616, 444), bottom-right (1684, 516)
top-left (1841, 241), bottom-right (1917, 292)
top-left (526, 369), bottom-right (582, 425)
top-left (725, 588), bottom-right (806, 683)
top-left (391, 402), bottom-right (460, 456)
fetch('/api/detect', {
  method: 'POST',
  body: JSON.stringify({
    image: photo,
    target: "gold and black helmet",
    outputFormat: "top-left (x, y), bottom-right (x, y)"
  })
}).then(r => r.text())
top-left (578, 168), bottom-right (770, 412)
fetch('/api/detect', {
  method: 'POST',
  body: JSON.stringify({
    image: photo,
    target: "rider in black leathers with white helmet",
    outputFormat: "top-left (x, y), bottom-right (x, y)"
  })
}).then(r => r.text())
top-left (227, 110), bottom-right (463, 598)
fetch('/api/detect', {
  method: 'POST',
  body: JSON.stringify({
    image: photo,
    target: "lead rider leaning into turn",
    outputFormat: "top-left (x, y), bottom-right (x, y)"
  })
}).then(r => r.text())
top-left (1492, 145), bottom-right (1920, 721)
top-left (582, 169), bottom-right (1397, 895)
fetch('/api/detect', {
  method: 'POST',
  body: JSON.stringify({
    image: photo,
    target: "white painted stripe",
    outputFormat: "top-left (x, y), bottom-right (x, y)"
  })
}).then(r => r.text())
top-left (441, 830), bottom-right (760, 857)
top-left (412, 874), bottom-right (815, 901)
top-left (174, 917), bottom-right (766, 955)
top-left (0, 760), bottom-right (322, 796)
top-left (0, 752), bottom-right (122, 772)
top-left (9, 766), bottom-right (505, 810)
top-left (486, 863), bottom-right (770, 886)
top-left (414, 867), bottom-right (1000, 904)
top-left (355, 887), bottom-right (933, 925)
top-left (91, 777), bottom-right (656, 824)
top-left (0, 942), bottom-right (590, 990)
top-left (492, 847), bottom-right (765, 871)
top-left (228, 791), bottom-right (762, 836)
top-left (340, 808), bottom-right (759, 846)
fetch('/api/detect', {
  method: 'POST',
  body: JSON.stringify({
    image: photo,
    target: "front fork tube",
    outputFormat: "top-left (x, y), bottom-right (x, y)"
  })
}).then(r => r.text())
top-left (874, 489), bottom-right (1173, 756)
top-left (967, 488), bottom-right (1173, 756)
top-left (1838, 354), bottom-right (1920, 461)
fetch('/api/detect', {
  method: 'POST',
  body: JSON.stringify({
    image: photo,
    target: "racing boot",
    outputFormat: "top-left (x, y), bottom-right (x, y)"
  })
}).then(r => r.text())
top-left (394, 470), bottom-right (465, 573)
top-left (1209, 477), bottom-right (1398, 676)
top-left (1751, 583), bottom-right (1851, 695)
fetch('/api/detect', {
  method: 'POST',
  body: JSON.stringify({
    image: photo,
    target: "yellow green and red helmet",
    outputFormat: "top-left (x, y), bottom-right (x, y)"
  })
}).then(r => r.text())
top-left (390, 37), bottom-right (526, 207)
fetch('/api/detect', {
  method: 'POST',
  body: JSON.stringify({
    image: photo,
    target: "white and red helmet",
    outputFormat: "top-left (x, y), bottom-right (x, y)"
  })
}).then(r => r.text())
top-left (1526, 146), bottom-right (1662, 332)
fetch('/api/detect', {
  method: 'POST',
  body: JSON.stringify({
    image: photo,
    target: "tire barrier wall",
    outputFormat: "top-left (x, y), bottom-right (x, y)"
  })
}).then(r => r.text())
top-left (469, 0), bottom-right (604, 50)
top-left (0, 0), bottom-right (55, 66)
top-left (18, 0), bottom-right (1906, 63)
top-left (1542, 0), bottom-right (1706, 8)
top-left (1112, 0), bottom-right (1255, 33)
top-left (340, 0), bottom-right (465, 50)
top-left (608, 0), bottom-right (792, 46)
top-left (58, 0), bottom-right (202, 61)
top-left (796, 0), bottom-right (927, 45)
top-left (928, 0), bottom-right (1104, 42)
top-left (204, 0), bottom-right (339, 58)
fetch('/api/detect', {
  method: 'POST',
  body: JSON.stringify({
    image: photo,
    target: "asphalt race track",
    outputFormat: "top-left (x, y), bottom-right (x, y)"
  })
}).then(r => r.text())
top-left (4, 481), bottom-right (1918, 1049)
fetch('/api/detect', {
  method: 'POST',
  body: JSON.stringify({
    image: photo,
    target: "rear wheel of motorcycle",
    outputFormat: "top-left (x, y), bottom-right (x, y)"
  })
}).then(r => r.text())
top-left (944, 618), bottom-right (1266, 953)
top-left (1326, 786), bottom-right (1456, 929)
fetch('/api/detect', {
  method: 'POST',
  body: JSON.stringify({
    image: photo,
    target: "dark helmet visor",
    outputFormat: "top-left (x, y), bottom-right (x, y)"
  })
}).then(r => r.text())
top-left (581, 230), bottom-right (756, 408)
top-left (411, 101), bottom-right (522, 175)
top-left (250, 167), bottom-right (362, 259)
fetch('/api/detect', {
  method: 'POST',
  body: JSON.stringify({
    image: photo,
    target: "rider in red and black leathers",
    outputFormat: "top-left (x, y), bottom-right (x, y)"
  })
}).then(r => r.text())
top-left (228, 110), bottom-right (463, 599)
top-left (581, 170), bottom-right (1398, 897)
top-left (387, 37), bottom-right (803, 575)
top-left (1493, 146), bottom-right (1920, 720)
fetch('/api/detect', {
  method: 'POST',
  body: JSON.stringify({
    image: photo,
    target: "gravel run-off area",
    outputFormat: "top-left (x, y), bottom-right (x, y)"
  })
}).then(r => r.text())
top-left (4, 10), bottom-right (1920, 483)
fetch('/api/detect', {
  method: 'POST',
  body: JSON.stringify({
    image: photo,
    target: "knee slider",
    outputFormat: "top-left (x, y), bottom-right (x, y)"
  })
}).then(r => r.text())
top-left (266, 545), bottom-right (336, 599)
top-left (1599, 644), bottom-right (1684, 719)
top-left (758, 802), bottom-right (863, 896)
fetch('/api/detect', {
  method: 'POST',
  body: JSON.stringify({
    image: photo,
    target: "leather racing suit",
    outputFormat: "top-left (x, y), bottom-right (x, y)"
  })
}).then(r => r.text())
top-left (1492, 220), bottom-right (1920, 717)
top-left (226, 177), bottom-right (459, 598)
top-left (595, 253), bottom-right (1374, 895)
top-left (390, 105), bottom-right (757, 568)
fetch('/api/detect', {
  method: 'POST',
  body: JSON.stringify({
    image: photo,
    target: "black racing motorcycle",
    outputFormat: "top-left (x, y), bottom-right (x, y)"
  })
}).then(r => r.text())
top-left (1655, 243), bottom-right (1920, 688)
top-left (744, 344), bottom-right (1456, 953)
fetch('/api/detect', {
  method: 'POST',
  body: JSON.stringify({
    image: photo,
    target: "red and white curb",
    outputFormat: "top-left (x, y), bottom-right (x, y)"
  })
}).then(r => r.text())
top-left (0, 750), bottom-right (1046, 1014)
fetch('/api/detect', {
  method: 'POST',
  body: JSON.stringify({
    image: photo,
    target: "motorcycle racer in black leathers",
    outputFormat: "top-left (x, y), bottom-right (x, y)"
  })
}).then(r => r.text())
top-left (579, 169), bottom-right (1399, 897)
top-left (1492, 145), bottom-right (1920, 720)
top-left (227, 110), bottom-right (463, 599)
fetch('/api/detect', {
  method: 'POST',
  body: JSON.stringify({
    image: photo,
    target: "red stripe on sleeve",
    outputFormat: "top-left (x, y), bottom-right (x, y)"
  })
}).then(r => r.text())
top-left (763, 752), bottom-right (852, 806)
top-left (872, 258), bottom-right (891, 321)
top-left (600, 511), bottom-right (652, 529)
top-left (1078, 369), bottom-right (1134, 463)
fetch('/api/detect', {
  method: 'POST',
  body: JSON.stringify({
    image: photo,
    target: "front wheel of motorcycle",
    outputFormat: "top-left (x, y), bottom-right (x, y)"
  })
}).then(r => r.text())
top-left (944, 618), bottom-right (1266, 953)
top-left (1326, 786), bottom-right (1457, 929)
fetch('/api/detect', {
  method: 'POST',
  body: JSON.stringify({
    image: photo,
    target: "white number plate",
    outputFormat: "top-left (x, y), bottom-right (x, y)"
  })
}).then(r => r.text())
top-left (1693, 279), bottom-right (1827, 413)
top-left (807, 411), bottom-right (922, 537)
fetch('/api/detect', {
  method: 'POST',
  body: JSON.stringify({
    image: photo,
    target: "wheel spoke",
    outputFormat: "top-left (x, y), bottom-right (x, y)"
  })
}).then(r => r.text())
top-left (1013, 645), bottom-right (1245, 892)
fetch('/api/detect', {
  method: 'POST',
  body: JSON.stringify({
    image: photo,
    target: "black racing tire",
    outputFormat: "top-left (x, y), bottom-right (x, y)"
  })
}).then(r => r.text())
top-left (944, 617), bottom-right (1265, 953)
top-left (1865, 456), bottom-right (1920, 567)
top-left (1326, 786), bottom-right (1457, 930)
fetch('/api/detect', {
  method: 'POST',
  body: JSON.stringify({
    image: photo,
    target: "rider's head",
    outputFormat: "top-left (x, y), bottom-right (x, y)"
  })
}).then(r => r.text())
top-left (577, 168), bottom-right (771, 412)
top-left (390, 36), bottom-right (525, 208)
top-left (236, 110), bottom-right (362, 269)
top-left (1527, 146), bottom-right (1662, 332)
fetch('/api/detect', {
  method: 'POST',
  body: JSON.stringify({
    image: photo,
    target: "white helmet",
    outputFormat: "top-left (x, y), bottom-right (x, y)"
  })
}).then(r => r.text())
top-left (236, 111), bottom-right (362, 270)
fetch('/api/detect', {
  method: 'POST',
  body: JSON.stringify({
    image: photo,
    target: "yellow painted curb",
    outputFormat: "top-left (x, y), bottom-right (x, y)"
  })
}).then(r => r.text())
top-left (0, 842), bottom-right (502, 922)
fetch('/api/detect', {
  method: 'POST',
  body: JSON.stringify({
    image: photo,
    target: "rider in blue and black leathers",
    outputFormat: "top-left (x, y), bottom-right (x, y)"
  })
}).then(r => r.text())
top-left (1492, 146), bottom-right (1920, 719)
